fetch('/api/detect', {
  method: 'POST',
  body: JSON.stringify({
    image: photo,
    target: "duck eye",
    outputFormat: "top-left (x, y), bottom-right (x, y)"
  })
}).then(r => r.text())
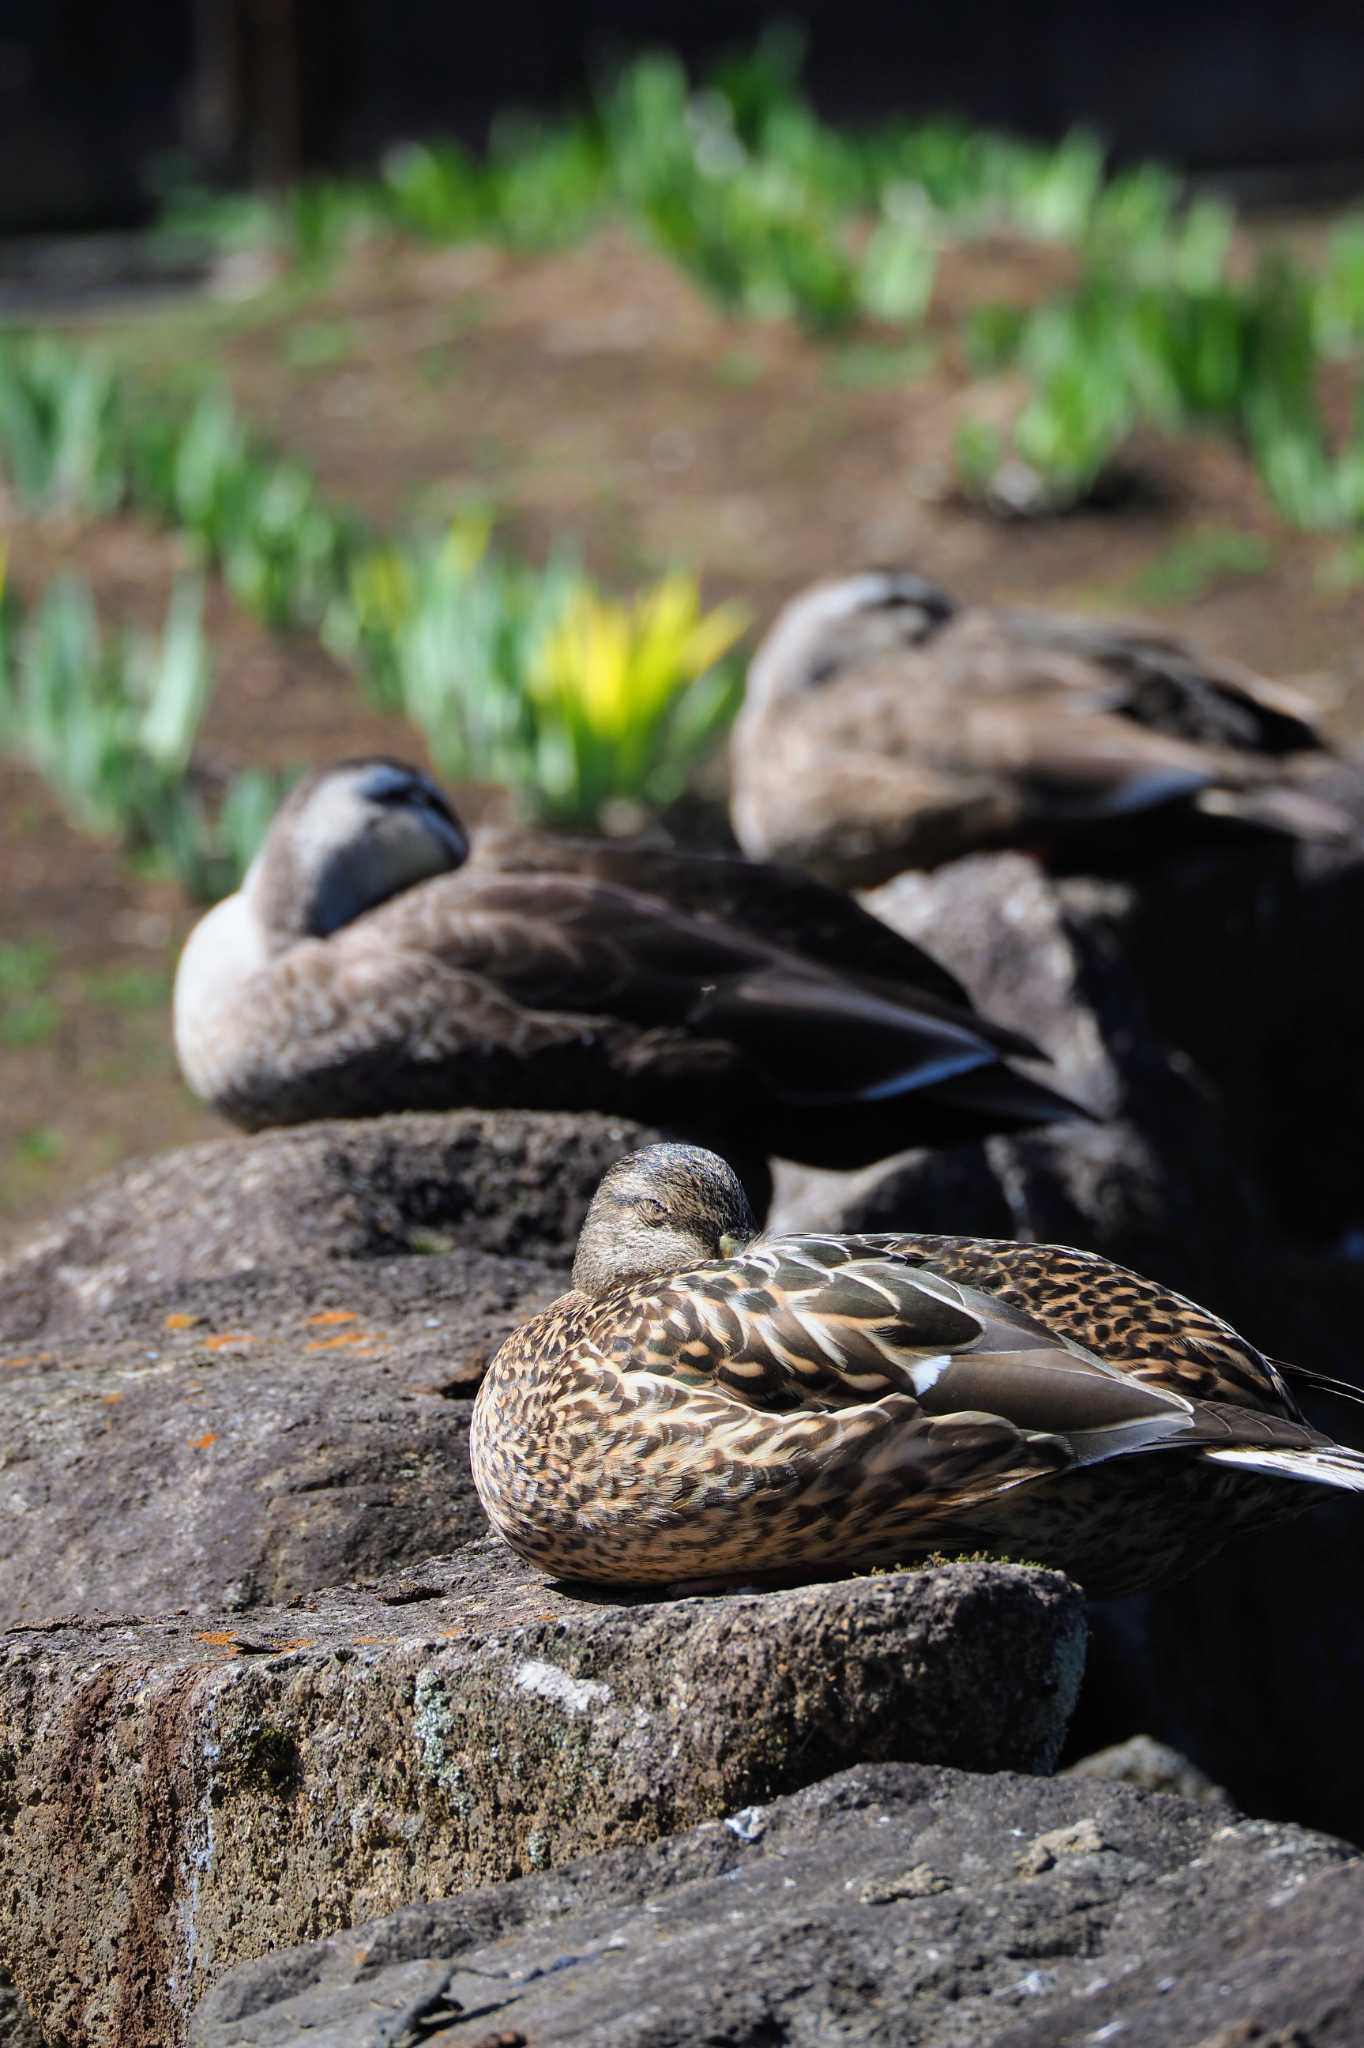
top-left (637, 1198), bottom-right (671, 1226)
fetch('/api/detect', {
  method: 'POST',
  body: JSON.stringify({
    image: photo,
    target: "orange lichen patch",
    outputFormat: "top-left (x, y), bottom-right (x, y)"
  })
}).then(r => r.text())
top-left (437, 1628), bottom-right (468, 1640)
top-left (102, 1391), bottom-right (124, 1405)
top-left (164, 1312), bottom-right (200, 1331)
top-left (305, 1329), bottom-right (380, 1352)
top-left (204, 1331), bottom-right (256, 1351)
top-left (3, 1356), bottom-right (35, 1369)
top-left (273, 1637), bottom-right (316, 1652)
top-left (196, 1631), bottom-right (241, 1647)
top-left (353, 1949), bottom-right (371, 1971)
top-left (351, 1635), bottom-right (396, 1647)
top-left (305, 1309), bottom-right (359, 1327)
top-left (189, 1430), bottom-right (219, 1450)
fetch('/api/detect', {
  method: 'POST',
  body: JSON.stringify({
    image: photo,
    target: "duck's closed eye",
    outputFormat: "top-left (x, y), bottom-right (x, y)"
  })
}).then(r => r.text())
top-left (637, 1198), bottom-right (671, 1226)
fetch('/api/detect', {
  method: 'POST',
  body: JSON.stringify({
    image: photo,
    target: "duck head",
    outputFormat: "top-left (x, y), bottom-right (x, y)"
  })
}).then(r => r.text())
top-left (744, 569), bottom-right (956, 715)
top-left (246, 758), bottom-right (469, 946)
top-left (571, 1144), bottom-right (758, 1296)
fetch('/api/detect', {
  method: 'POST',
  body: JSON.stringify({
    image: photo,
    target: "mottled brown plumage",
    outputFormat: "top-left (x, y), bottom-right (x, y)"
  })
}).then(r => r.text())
top-left (730, 571), bottom-right (1352, 886)
top-left (173, 758), bottom-right (1085, 1165)
top-left (471, 1144), bottom-right (1364, 1594)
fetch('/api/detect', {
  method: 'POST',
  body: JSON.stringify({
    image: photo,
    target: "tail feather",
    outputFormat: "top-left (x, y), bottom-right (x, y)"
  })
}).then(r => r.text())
top-left (1202, 1443), bottom-right (1364, 1493)
top-left (1276, 1361), bottom-right (1364, 1414)
top-left (931, 1062), bottom-right (1099, 1129)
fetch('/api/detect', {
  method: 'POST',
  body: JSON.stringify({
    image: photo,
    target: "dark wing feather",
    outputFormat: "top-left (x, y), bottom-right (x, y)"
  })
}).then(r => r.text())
top-left (475, 827), bottom-right (977, 1012)
top-left (367, 870), bottom-right (1078, 1116)
top-left (846, 1232), bottom-right (1307, 1418)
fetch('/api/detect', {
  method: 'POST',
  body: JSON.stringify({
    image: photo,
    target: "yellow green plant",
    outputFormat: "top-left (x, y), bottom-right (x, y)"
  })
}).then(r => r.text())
top-left (526, 573), bottom-right (749, 821)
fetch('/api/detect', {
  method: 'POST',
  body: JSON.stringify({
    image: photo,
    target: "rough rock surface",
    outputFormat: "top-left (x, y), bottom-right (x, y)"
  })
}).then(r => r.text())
top-left (0, 1109), bottom-right (657, 1341)
top-left (0, 1247), bottom-right (556, 1624)
top-left (0, 1550), bottom-right (1084, 2048)
top-left (0, 1111), bottom-right (659, 1625)
top-left (191, 1761), bottom-right (1361, 2048)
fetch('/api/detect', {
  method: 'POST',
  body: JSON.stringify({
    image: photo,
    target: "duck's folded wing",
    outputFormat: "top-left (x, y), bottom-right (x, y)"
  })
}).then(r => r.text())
top-left (603, 1241), bottom-right (1203, 1464)
top-left (475, 827), bottom-right (976, 1012)
top-left (378, 872), bottom-right (1073, 1111)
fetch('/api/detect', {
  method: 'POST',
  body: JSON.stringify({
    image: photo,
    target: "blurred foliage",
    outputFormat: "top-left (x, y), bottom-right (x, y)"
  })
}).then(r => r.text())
top-left (328, 526), bottom-right (748, 825)
top-left (0, 567), bottom-right (282, 900)
top-left (129, 391), bottom-right (358, 627)
top-left (0, 341), bottom-right (752, 847)
top-left (526, 573), bottom-right (748, 821)
top-left (0, 340), bottom-right (359, 630)
top-left (158, 35), bottom-right (1220, 337)
top-left (0, 341), bottom-right (124, 513)
top-left (958, 251), bottom-right (1364, 521)
top-left (147, 35), bottom-right (1364, 526)
top-left (1119, 528), bottom-right (1273, 606)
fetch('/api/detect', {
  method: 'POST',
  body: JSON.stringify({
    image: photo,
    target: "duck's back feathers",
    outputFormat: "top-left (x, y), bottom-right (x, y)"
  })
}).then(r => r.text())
top-left (732, 576), bottom-right (1353, 881)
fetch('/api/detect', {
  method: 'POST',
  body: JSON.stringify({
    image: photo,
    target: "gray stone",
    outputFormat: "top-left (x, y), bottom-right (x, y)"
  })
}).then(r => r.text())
top-left (0, 1111), bottom-right (655, 1626)
top-left (0, 1550), bottom-right (1084, 2048)
top-left (0, 1245), bottom-right (557, 1624)
top-left (775, 852), bottom-right (1282, 1313)
top-left (0, 1108), bottom-right (657, 1342)
top-left (189, 1761), bottom-right (1360, 2048)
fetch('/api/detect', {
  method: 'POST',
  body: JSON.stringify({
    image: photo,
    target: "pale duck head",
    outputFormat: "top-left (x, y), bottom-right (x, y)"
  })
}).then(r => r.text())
top-left (244, 758), bottom-right (469, 948)
top-left (571, 1144), bottom-right (758, 1297)
top-left (743, 570), bottom-right (956, 719)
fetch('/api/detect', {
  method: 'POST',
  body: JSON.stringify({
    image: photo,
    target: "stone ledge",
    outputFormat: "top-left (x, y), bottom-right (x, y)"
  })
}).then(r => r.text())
top-left (0, 1546), bottom-right (1084, 2048)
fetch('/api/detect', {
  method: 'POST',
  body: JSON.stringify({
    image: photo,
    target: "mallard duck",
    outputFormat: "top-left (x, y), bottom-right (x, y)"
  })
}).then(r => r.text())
top-left (730, 570), bottom-right (1352, 886)
top-left (173, 757), bottom-right (1084, 1167)
top-left (471, 1143), bottom-right (1364, 1593)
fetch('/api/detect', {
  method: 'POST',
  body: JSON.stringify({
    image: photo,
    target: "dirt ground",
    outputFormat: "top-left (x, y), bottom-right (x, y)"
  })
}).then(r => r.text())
top-left (4, 222), bottom-right (1364, 1236)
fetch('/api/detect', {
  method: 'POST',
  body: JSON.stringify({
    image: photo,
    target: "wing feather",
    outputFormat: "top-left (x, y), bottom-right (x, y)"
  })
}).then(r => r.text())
top-left (595, 1240), bottom-right (1197, 1465)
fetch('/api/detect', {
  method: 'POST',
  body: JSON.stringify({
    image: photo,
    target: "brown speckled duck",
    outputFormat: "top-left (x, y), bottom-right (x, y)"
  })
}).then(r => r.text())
top-left (730, 571), bottom-right (1352, 887)
top-left (173, 758), bottom-right (1085, 1168)
top-left (471, 1143), bottom-right (1364, 1593)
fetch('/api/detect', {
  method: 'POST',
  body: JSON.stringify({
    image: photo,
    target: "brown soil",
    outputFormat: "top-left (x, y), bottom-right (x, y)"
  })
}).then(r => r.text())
top-left (4, 223), bottom-right (1364, 1236)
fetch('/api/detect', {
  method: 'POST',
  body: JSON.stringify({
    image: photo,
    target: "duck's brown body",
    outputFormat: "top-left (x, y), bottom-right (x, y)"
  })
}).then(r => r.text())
top-left (173, 762), bottom-right (1084, 1168)
top-left (472, 1226), bottom-right (1363, 1597)
top-left (731, 573), bottom-right (1351, 887)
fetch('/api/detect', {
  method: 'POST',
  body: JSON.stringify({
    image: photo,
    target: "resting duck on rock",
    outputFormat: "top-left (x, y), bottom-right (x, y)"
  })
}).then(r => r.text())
top-left (173, 757), bottom-right (1085, 1169)
top-left (729, 570), bottom-right (1354, 887)
top-left (471, 1143), bottom-right (1364, 1593)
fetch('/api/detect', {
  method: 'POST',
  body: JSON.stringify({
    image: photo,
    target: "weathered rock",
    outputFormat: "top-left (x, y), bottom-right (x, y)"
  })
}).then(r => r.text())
top-left (0, 1111), bottom-right (657, 1625)
top-left (190, 1761), bottom-right (1360, 2048)
top-left (0, 1551), bottom-right (1084, 2048)
top-left (0, 1108), bottom-right (657, 1342)
top-left (0, 1247), bottom-right (556, 1624)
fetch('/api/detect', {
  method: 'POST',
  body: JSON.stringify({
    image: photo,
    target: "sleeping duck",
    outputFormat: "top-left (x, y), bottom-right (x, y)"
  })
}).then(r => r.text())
top-left (173, 758), bottom-right (1085, 1169)
top-left (730, 570), bottom-right (1353, 887)
top-left (472, 1142), bottom-right (1364, 1592)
